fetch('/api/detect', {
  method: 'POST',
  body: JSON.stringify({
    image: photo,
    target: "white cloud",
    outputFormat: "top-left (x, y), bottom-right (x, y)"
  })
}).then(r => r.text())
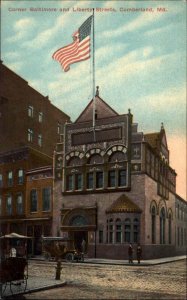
top-left (101, 10), bottom-right (163, 39)
top-left (22, 2), bottom-right (93, 49)
top-left (6, 18), bottom-right (36, 43)
top-left (139, 85), bottom-right (186, 112)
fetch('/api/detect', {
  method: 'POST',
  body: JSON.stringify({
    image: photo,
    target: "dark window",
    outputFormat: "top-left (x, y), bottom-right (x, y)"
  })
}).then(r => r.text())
top-left (96, 172), bottom-right (103, 189)
top-left (118, 170), bottom-right (126, 187)
top-left (87, 173), bottom-right (93, 189)
top-left (168, 214), bottom-right (172, 244)
top-left (39, 112), bottom-right (43, 123)
top-left (18, 169), bottom-right (24, 184)
top-left (38, 134), bottom-right (42, 147)
top-left (125, 219), bottom-right (131, 243)
top-left (116, 219), bottom-right (122, 243)
top-left (133, 218), bottom-right (139, 243)
top-left (177, 227), bottom-right (180, 246)
top-left (151, 206), bottom-right (156, 244)
top-left (28, 106), bottom-right (33, 117)
top-left (67, 175), bottom-right (73, 191)
top-left (6, 195), bottom-right (12, 215)
top-left (181, 228), bottom-right (183, 246)
top-left (28, 129), bottom-right (33, 142)
top-left (42, 188), bottom-right (51, 211)
top-left (109, 219), bottom-right (113, 243)
top-left (75, 174), bottom-right (82, 190)
top-left (8, 171), bottom-right (13, 186)
top-left (160, 207), bottom-right (165, 244)
top-left (17, 194), bottom-right (23, 215)
top-left (30, 189), bottom-right (37, 212)
top-left (99, 230), bottom-right (103, 243)
top-left (108, 170), bottom-right (115, 187)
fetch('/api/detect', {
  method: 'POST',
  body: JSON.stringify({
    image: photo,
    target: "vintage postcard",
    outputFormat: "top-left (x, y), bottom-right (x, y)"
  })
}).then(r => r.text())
top-left (0, 0), bottom-right (186, 299)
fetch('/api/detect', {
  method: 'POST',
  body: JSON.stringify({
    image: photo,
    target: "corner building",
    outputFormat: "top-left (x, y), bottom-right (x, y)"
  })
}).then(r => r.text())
top-left (55, 88), bottom-right (186, 259)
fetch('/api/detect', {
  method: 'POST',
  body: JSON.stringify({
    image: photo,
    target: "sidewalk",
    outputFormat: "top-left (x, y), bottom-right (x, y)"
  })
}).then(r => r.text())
top-left (30, 255), bottom-right (186, 266)
top-left (83, 255), bottom-right (186, 266)
top-left (1, 277), bottom-right (66, 299)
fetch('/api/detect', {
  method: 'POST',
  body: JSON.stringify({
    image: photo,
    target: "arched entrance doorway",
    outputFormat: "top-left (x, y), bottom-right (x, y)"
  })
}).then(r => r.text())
top-left (73, 231), bottom-right (87, 252)
top-left (70, 215), bottom-right (88, 252)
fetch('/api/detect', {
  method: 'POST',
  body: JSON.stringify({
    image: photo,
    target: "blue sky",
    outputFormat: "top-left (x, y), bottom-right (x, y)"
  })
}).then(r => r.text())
top-left (1, 0), bottom-right (186, 198)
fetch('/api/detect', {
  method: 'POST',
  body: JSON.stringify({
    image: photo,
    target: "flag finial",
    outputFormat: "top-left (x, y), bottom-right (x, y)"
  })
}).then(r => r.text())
top-left (96, 86), bottom-right (99, 96)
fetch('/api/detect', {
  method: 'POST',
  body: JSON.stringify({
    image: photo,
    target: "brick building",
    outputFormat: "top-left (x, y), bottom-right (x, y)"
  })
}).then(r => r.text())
top-left (25, 166), bottom-right (53, 256)
top-left (0, 62), bottom-right (70, 243)
top-left (0, 61), bottom-right (70, 156)
top-left (0, 147), bottom-right (51, 236)
top-left (54, 88), bottom-right (187, 259)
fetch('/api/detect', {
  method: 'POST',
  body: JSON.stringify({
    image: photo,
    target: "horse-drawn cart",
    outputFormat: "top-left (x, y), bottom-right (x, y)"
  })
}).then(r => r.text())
top-left (42, 236), bottom-right (84, 262)
top-left (0, 233), bottom-right (29, 297)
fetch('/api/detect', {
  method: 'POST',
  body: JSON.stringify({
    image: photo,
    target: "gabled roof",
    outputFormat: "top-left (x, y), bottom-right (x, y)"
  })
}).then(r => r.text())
top-left (106, 194), bottom-right (141, 214)
top-left (144, 124), bottom-right (169, 152)
top-left (75, 90), bottom-right (118, 123)
top-left (144, 132), bottom-right (160, 149)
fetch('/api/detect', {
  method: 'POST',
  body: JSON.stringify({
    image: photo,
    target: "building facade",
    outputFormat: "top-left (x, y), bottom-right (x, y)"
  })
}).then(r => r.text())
top-left (0, 62), bottom-right (70, 243)
top-left (25, 166), bottom-right (53, 256)
top-left (0, 147), bottom-right (52, 237)
top-left (54, 89), bottom-right (187, 259)
top-left (0, 61), bottom-right (70, 156)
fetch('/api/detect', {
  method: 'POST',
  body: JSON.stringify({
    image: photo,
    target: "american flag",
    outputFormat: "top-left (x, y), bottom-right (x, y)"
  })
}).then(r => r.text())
top-left (52, 16), bottom-right (93, 72)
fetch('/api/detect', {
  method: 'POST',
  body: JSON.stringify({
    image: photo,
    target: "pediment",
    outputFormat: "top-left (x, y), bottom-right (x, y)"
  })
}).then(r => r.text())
top-left (75, 95), bottom-right (118, 123)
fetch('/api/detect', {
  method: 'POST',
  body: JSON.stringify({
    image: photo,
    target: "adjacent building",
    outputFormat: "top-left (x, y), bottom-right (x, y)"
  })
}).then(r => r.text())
top-left (0, 61), bottom-right (70, 156)
top-left (0, 62), bottom-right (70, 246)
top-left (54, 88), bottom-right (187, 259)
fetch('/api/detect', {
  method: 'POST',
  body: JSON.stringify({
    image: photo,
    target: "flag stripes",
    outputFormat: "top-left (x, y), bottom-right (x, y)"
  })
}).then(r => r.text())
top-left (52, 16), bottom-right (93, 72)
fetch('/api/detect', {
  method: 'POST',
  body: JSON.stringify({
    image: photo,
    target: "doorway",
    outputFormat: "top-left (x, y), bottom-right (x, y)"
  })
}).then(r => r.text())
top-left (73, 231), bottom-right (87, 252)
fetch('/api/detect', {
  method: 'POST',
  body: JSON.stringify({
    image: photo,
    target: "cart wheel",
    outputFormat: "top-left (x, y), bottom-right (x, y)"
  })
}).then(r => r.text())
top-left (1, 282), bottom-right (7, 296)
top-left (65, 253), bottom-right (74, 262)
top-left (10, 275), bottom-right (27, 295)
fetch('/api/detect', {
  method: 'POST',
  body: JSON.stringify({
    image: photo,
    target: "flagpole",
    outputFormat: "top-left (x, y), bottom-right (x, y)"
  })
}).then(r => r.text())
top-left (92, 8), bottom-right (96, 140)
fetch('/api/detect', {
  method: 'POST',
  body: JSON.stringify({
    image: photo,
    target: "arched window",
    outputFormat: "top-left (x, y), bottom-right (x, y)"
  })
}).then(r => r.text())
top-left (160, 207), bottom-right (165, 244)
top-left (124, 218), bottom-right (131, 243)
top-left (70, 215), bottom-right (88, 226)
top-left (108, 151), bottom-right (126, 162)
top-left (151, 206), bottom-right (156, 244)
top-left (168, 213), bottom-right (172, 244)
top-left (67, 156), bottom-right (82, 166)
top-left (88, 154), bottom-right (103, 165)
top-left (109, 218), bottom-right (114, 243)
top-left (133, 218), bottom-right (139, 243)
top-left (115, 218), bottom-right (122, 243)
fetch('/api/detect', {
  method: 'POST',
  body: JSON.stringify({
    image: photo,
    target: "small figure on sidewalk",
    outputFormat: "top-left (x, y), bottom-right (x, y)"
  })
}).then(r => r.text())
top-left (128, 243), bottom-right (133, 264)
top-left (137, 243), bottom-right (142, 264)
top-left (81, 238), bottom-right (86, 262)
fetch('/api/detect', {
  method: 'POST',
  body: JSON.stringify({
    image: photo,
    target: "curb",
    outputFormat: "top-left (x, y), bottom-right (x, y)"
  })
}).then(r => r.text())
top-left (5, 281), bottom-right (67, 298)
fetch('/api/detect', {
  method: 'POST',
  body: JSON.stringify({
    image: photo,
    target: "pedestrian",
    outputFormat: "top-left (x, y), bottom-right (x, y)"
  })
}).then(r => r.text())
top-left (128, 243), bottom-right (133, 264)
top-left (137, 243), bottom-right (142, 264)
top-left (81, 238), bottom-right (86, 262)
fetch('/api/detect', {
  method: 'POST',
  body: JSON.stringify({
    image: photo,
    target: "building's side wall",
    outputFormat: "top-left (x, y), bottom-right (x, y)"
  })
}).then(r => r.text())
top-left (144, 175), bottom-right (176, 258)
top-left (0, 63), bottom-right (70, 156)
top-left (175, 196), bottom-right (187, 255)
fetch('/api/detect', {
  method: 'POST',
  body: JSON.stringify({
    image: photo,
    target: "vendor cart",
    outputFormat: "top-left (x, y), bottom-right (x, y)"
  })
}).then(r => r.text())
top-left (0, 232), bottom-right (29, 297)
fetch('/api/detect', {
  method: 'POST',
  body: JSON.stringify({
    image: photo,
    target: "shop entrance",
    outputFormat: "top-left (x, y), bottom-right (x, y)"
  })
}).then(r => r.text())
top-left (73, 231), bottom-right (87, 252)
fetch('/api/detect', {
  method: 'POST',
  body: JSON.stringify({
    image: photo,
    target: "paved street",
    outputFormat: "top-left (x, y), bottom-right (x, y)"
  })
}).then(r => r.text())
top-left (11, 259), bottom-right (186, 299)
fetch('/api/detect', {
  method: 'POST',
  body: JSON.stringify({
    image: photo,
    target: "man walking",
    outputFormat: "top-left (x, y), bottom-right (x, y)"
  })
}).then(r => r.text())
top-left (128, 243), bottom-right (133, 264)
top-left (137, 243), bottom-right (142, 264)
